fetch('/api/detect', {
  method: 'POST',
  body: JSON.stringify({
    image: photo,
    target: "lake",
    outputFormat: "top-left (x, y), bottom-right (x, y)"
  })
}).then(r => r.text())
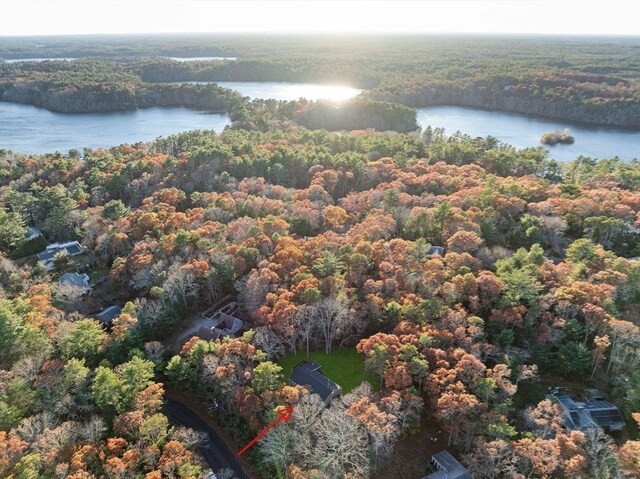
top-left (168, 56), bottom-right (237, 61)
top-left (175, 81), bottom-right (364, 102)
top-left (417, 106), bottom-right (640, 162)
top-left (0, 102), bottom-right (230, 155)
top-left (3, 57), bottom-right (77, 63)
top-left (1, 98), bottom-right (638, 160)
top-left (3, 57), bottom-right (238, 64)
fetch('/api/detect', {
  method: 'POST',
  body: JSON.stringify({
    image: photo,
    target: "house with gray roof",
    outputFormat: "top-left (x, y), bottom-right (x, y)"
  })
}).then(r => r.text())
top-left (37, 241), bottom-right (86, 271)
top-left (196, 326), bottom-right (227, 342)
top-left (59, 272), bottom-right (90, 288)
top-left (548, 388), bottom-right (624, 431)
top-left (423, 451), bottom-right (473, 479)
top-left (212, 311), bottom-right (243, 335)
top-left (196, 310), bottom-right (244, 342)
top-left (290, 360), bottom-right (341, 405)
top-left (96, 306), bottom-right (121, 325)
top-left (428, 246), bottom-right (445, 257)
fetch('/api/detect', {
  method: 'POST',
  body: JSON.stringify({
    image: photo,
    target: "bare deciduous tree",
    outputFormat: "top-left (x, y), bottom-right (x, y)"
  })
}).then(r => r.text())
top-left (144, 341), bottom-right (165, 362)
top-left (51, 283), bottom-right (89, 308)
top-left (135, 297), bottom-right (164, 331)
top-left (32, 420), bottom-right (79, 454)
top-left (11, 354), bottom-right (47, 382)
top-left (259, 423), bottom-right (296, 473)
top-left (163, 263), bottom-right (199, 307)
top-left (201, 354), bottom-right (221, 385)
top-left (293, 305), bottom-right (315, 357)
top-left (215, 468), bottom-right (239, 479)
top-left (313, 407), bottom-right (370, 478)
top-left (540, 215), bottom-right (568, 252)
top-left (236, 265), bottom-right (278, 314)
top-left (170, 426), bottom-right (208, 449)
top-left (271, 395), bottom-right (370, 478)
top-left (310, 297), bottom-right (348, 354)
top-left (341, 382), bottom-right (373, 409)
top-left (582, 428), bottom-right (620, 479)
top-left (253, 326), bottom-right (286, 360)
top-left (78, 415), bottom-right (106, 443)
top-left (607, 320), bottom-right (640, 375)
top-left (14, 411), bottom-right (57, 443)
top-left (464, 438), bottom-right (517, 479)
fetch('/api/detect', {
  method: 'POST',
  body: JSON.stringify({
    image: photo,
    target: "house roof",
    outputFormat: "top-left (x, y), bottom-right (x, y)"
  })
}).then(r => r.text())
top-left (196, 326), bottom-right (224, 341)
top-left (428, 246), bottom-right (445, 256)
top-left (46, 241), bottom-right (84, 254)
top-left (38, 241), bottom-right (85, 262)
top-left (290, 360), bottom-right (340, 401)
top-left (425, 451), bottom-right (473, 479)
top-left (59, 272), bottom-right (90, 288)
top-left (553, 394), bottom-right (624, 430)
top-left (96, 306), bottom-right (121, 323)
top-left (37, 249), bottom-right (58, 262)
top-left (214, 312), bottom-right (235, 327)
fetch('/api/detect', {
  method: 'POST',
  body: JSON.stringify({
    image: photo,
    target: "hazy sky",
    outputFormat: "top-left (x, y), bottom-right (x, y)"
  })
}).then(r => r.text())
top-left (1, 0), bottom-right (639, 36)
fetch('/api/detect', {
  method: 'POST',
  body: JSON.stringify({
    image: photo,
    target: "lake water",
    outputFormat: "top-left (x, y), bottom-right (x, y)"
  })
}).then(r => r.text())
top-left (3, 57), bottom-right (77, 63)
top-left (177, 81), bottom-right (364, 102)
top-left (168, 56), bottom-right (237, 61)
top-left (3, 57), bottom-right (237, 63)
top-left (0, 102), bottom-right (230, 155)
top-left (417, 106), bottom-right (640, 162)
top-left (1, 98), bottom-right (638, 160)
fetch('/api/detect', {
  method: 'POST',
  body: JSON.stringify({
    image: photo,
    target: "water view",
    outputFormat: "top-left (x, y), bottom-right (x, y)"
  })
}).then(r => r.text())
top-left (417, 106), bottom-right (640, 162)
top-left (176, 81), bottom-right (364, 102)
top-left (3, 57), bottom-right (77, 62)
top-left (0, 102), bottom-right (230, 154)
top-left (168, 56), bottom-right (237, 61)
top-left (2, 100), bottom-right (638, 160)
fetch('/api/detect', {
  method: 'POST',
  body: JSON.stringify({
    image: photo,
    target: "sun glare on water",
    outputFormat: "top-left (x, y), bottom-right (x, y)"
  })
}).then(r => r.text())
top-left (259, 83), bottom-right (364, 102)
top-left (286, 84), bottom-right (363, 102)
top-left (214, 82), bottom-right (364, 102)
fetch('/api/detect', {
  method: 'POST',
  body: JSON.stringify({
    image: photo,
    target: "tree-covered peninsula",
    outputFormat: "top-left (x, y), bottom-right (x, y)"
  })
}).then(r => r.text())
top-left (2, 34), bottom-right (640, 128)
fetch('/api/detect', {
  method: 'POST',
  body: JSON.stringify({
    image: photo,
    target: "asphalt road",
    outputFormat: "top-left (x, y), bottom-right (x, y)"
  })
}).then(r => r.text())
top-left (164, 397), bottom-right (251, 479)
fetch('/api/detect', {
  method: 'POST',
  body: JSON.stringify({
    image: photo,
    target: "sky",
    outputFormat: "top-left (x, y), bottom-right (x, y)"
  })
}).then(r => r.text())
top-left (0, 0), bottom-right (639, 36)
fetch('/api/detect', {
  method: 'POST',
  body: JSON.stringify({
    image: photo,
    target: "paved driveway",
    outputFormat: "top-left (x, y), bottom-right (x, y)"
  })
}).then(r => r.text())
top-left (163, 315), bottom-right (217, 351)
top-left (164, 397), bottom-right (252, 479)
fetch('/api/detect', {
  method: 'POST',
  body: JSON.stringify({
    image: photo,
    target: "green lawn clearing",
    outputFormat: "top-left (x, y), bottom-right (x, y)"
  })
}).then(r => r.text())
top-left (278, 348), bottom-right (380, 393)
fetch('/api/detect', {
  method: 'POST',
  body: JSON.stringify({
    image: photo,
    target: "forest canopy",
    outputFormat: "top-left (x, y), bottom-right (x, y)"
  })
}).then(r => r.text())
top-left (2, 34), bottom-right (639, 127)
top-left (1, 124), bottom-right (639, 478)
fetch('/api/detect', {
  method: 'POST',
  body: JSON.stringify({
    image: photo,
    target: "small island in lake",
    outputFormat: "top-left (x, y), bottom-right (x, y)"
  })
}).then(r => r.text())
top-left (541, 128), bottom-right (575, 145)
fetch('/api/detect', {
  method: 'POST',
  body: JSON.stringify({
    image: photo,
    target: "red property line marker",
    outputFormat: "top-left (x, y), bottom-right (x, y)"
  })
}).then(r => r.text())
top-left (236, 405), bottom-right (294, 457)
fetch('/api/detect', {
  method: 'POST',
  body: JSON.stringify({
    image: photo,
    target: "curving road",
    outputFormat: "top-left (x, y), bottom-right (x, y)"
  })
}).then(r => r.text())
top-left (164, 397), bottom-right (252, 479)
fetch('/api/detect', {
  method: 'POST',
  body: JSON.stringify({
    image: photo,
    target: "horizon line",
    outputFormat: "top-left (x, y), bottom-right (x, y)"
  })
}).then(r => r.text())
top-left (2, 31), bottom-right (639, 38)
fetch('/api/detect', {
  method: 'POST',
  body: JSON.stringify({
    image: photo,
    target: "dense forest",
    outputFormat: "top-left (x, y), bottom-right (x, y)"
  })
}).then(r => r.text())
top-left (2, 34), bottom-right (640, 127)
top-left (1, 32), bottom-right (639, 479)
top-left (1, 124), bottom-right (639, 477)
top-left (0, 58), bottom-right (417, 132)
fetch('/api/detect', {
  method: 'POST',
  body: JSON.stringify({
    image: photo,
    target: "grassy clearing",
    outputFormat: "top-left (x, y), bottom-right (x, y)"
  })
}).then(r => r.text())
top-left (278, 348), bottom-right (380, 393)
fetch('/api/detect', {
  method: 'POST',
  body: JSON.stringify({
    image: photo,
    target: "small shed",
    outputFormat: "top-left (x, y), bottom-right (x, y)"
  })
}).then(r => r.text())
top-left (428, 246), bottom-right (445, 257)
